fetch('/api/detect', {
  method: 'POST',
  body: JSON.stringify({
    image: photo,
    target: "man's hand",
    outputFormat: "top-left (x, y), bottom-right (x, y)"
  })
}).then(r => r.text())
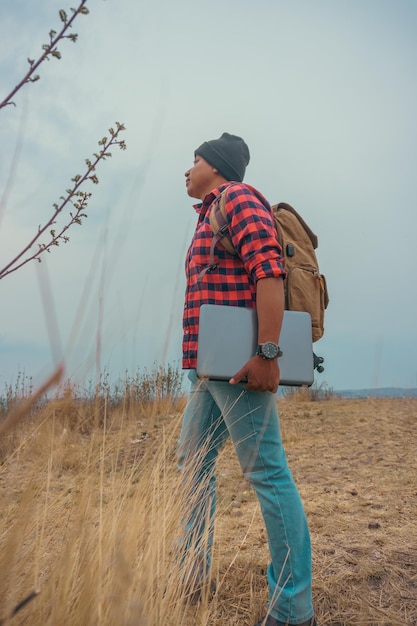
top-left (229, 276), bottom-right (284, 394)
top-left (230, 355), bottom-right (280, 393)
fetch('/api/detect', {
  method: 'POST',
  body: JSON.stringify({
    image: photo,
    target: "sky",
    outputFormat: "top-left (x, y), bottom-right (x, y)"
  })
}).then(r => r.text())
top-left (1, 0), bottom-right (416, 393)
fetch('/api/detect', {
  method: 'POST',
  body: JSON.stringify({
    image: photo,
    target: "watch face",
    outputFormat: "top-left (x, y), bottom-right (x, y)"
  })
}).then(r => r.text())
top-left (262, 342), bottom-right (279, 359)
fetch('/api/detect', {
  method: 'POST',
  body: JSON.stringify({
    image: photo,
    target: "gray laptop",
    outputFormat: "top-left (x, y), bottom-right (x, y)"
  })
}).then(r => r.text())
top-left (197, 304), bottom-right (314, 386)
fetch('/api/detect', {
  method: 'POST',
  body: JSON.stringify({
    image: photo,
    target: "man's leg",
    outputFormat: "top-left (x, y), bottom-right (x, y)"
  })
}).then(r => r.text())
top-left (206, 381), bottom-right (314, 624)
top-left (177, 372), bottom-right (229, 576)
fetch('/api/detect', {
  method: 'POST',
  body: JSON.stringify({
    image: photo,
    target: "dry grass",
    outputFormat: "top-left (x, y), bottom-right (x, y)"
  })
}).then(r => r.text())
top-left (0, 394), bottom-right (416, 625)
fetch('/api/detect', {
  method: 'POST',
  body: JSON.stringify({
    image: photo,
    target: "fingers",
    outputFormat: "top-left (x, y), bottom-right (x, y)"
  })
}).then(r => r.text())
top-left (230, 359), bottom-right (280, 393)
top-left (246, 379), bottom-right (274, 393)
top-left (229, 366), bottom-right (247, 385)
top-left (245, 374), bottom-right (279, 393)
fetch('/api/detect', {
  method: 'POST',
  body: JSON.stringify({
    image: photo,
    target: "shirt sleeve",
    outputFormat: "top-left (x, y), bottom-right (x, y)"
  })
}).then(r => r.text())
top-left (224, 184), bottom-right (286, 282)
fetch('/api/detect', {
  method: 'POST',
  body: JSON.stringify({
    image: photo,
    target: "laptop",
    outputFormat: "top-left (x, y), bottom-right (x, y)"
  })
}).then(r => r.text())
top-left (196, 304), bottom-right (314, 386)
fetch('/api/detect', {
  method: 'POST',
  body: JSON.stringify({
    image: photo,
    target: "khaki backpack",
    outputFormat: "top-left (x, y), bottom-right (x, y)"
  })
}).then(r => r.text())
top-left (208, 190), bottom-right (329, 344)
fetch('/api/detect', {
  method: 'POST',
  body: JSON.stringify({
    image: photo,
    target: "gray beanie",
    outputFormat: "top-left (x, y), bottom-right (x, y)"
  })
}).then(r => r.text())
top-left (195, 132), bottom-right (250, 182)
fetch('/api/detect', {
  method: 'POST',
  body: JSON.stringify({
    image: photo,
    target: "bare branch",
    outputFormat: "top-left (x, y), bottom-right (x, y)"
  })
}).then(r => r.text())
top-left (0, 123), bottom-right (126, 279)
top-left (0, 0), bottom-right (89, 110)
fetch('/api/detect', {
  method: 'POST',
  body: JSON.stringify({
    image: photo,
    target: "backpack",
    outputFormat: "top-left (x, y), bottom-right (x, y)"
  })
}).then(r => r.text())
top-left (208, 189), bottom-right (329, 344)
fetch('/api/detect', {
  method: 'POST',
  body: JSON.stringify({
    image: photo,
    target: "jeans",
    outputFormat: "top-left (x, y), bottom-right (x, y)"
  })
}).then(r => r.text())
top-left (177, 370), bottom-right (314, 624)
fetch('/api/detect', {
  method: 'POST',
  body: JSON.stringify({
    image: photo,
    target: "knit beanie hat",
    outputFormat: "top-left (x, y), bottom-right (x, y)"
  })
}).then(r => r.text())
top-left (195, 132), bottom-right (250, 182)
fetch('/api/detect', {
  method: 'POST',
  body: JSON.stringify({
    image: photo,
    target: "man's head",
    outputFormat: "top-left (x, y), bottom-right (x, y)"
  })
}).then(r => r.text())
top-left (195, 133), bottom-right (250, 183)
top-left (185, 132), bottom-right (250, 200)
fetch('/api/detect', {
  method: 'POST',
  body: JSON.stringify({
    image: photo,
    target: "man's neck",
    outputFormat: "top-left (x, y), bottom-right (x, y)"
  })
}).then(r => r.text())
top-left (198, 175), bottom-right (228, 201)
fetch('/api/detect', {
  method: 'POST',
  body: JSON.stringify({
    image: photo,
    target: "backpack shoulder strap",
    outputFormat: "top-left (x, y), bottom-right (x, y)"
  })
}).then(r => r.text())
top-left (197, 188), bottom-right (236, 282)
top-left (209, 188), bottom-right (237, 257)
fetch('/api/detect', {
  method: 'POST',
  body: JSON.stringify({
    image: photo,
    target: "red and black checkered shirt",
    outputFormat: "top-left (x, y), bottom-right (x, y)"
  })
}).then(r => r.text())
top-left (182, 182), bottom-right (286, 370)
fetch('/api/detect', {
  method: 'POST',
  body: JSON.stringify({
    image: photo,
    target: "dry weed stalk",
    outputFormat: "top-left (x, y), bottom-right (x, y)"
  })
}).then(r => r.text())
top-left (0, 590), bottom-right (40, 625)
top-left (0, 389), bottom-right (222, 625)
top-left (0, 363), bottom-right (64, 438)
top-left (1, 396), bottom-right (416, 624)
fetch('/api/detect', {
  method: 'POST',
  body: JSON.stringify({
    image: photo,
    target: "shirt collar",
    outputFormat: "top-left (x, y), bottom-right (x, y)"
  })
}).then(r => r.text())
top-left (193, 182), bottom-right (231, 215)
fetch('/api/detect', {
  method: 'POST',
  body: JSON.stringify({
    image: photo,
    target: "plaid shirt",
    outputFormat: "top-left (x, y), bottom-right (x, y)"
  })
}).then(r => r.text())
top-left (182, 182), bottom-right (286, 369)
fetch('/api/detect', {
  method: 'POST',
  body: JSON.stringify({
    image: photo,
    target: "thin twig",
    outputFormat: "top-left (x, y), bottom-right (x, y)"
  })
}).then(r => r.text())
top-left (0, 1), bottom-right (89, 110)
top-left (0, 123), bottom-right (126, 279)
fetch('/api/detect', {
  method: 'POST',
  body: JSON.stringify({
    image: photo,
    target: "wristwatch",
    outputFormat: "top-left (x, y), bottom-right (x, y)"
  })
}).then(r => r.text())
top-left (256, 342), bottom-right (282, 360)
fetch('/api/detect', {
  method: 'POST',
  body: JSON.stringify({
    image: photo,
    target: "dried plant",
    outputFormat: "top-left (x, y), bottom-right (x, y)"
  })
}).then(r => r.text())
top-left (0, 1), bottom-right (89, 111)
top-left (0, 123), bottom-right (127, 279)
top-left (0, 1), bottom-right (127, 279)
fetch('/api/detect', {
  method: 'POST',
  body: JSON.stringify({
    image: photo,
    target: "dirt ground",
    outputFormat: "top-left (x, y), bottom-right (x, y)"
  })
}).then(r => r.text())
top-left (1, 396), bottom-right (416, 625)
top-left (204, 397), bottom-right (417, 625)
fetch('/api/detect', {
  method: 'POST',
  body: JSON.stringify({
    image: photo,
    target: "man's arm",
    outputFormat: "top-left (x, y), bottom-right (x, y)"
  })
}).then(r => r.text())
top-left (230, 276), bottom-right (285, 393)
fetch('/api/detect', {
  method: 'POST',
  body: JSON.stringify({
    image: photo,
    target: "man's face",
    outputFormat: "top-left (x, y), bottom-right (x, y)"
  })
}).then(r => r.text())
top-left (184, 155), bottom-right (218, 200)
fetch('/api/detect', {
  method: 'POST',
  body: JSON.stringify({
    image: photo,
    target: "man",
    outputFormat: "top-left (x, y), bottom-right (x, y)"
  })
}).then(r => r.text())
top-left (177, 132), bottom-right (316, 626)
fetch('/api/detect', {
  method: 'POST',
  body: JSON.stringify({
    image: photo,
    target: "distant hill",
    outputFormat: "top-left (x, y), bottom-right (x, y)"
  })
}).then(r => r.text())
top-left (336, 387), bottom-right (417, 399)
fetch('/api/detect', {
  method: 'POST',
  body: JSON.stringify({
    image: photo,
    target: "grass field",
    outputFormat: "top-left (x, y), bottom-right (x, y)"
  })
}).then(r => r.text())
top-left (0, 384), bottom-right (416, 625)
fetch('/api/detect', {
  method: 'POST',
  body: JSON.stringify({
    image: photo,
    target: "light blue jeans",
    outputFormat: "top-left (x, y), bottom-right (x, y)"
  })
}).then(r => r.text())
top-left (177, 370), bottom-right (314, 624)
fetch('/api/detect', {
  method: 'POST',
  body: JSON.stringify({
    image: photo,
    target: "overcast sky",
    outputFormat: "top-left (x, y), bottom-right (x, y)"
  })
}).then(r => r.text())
top-left (1, 0), bottom-right (416, 393)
